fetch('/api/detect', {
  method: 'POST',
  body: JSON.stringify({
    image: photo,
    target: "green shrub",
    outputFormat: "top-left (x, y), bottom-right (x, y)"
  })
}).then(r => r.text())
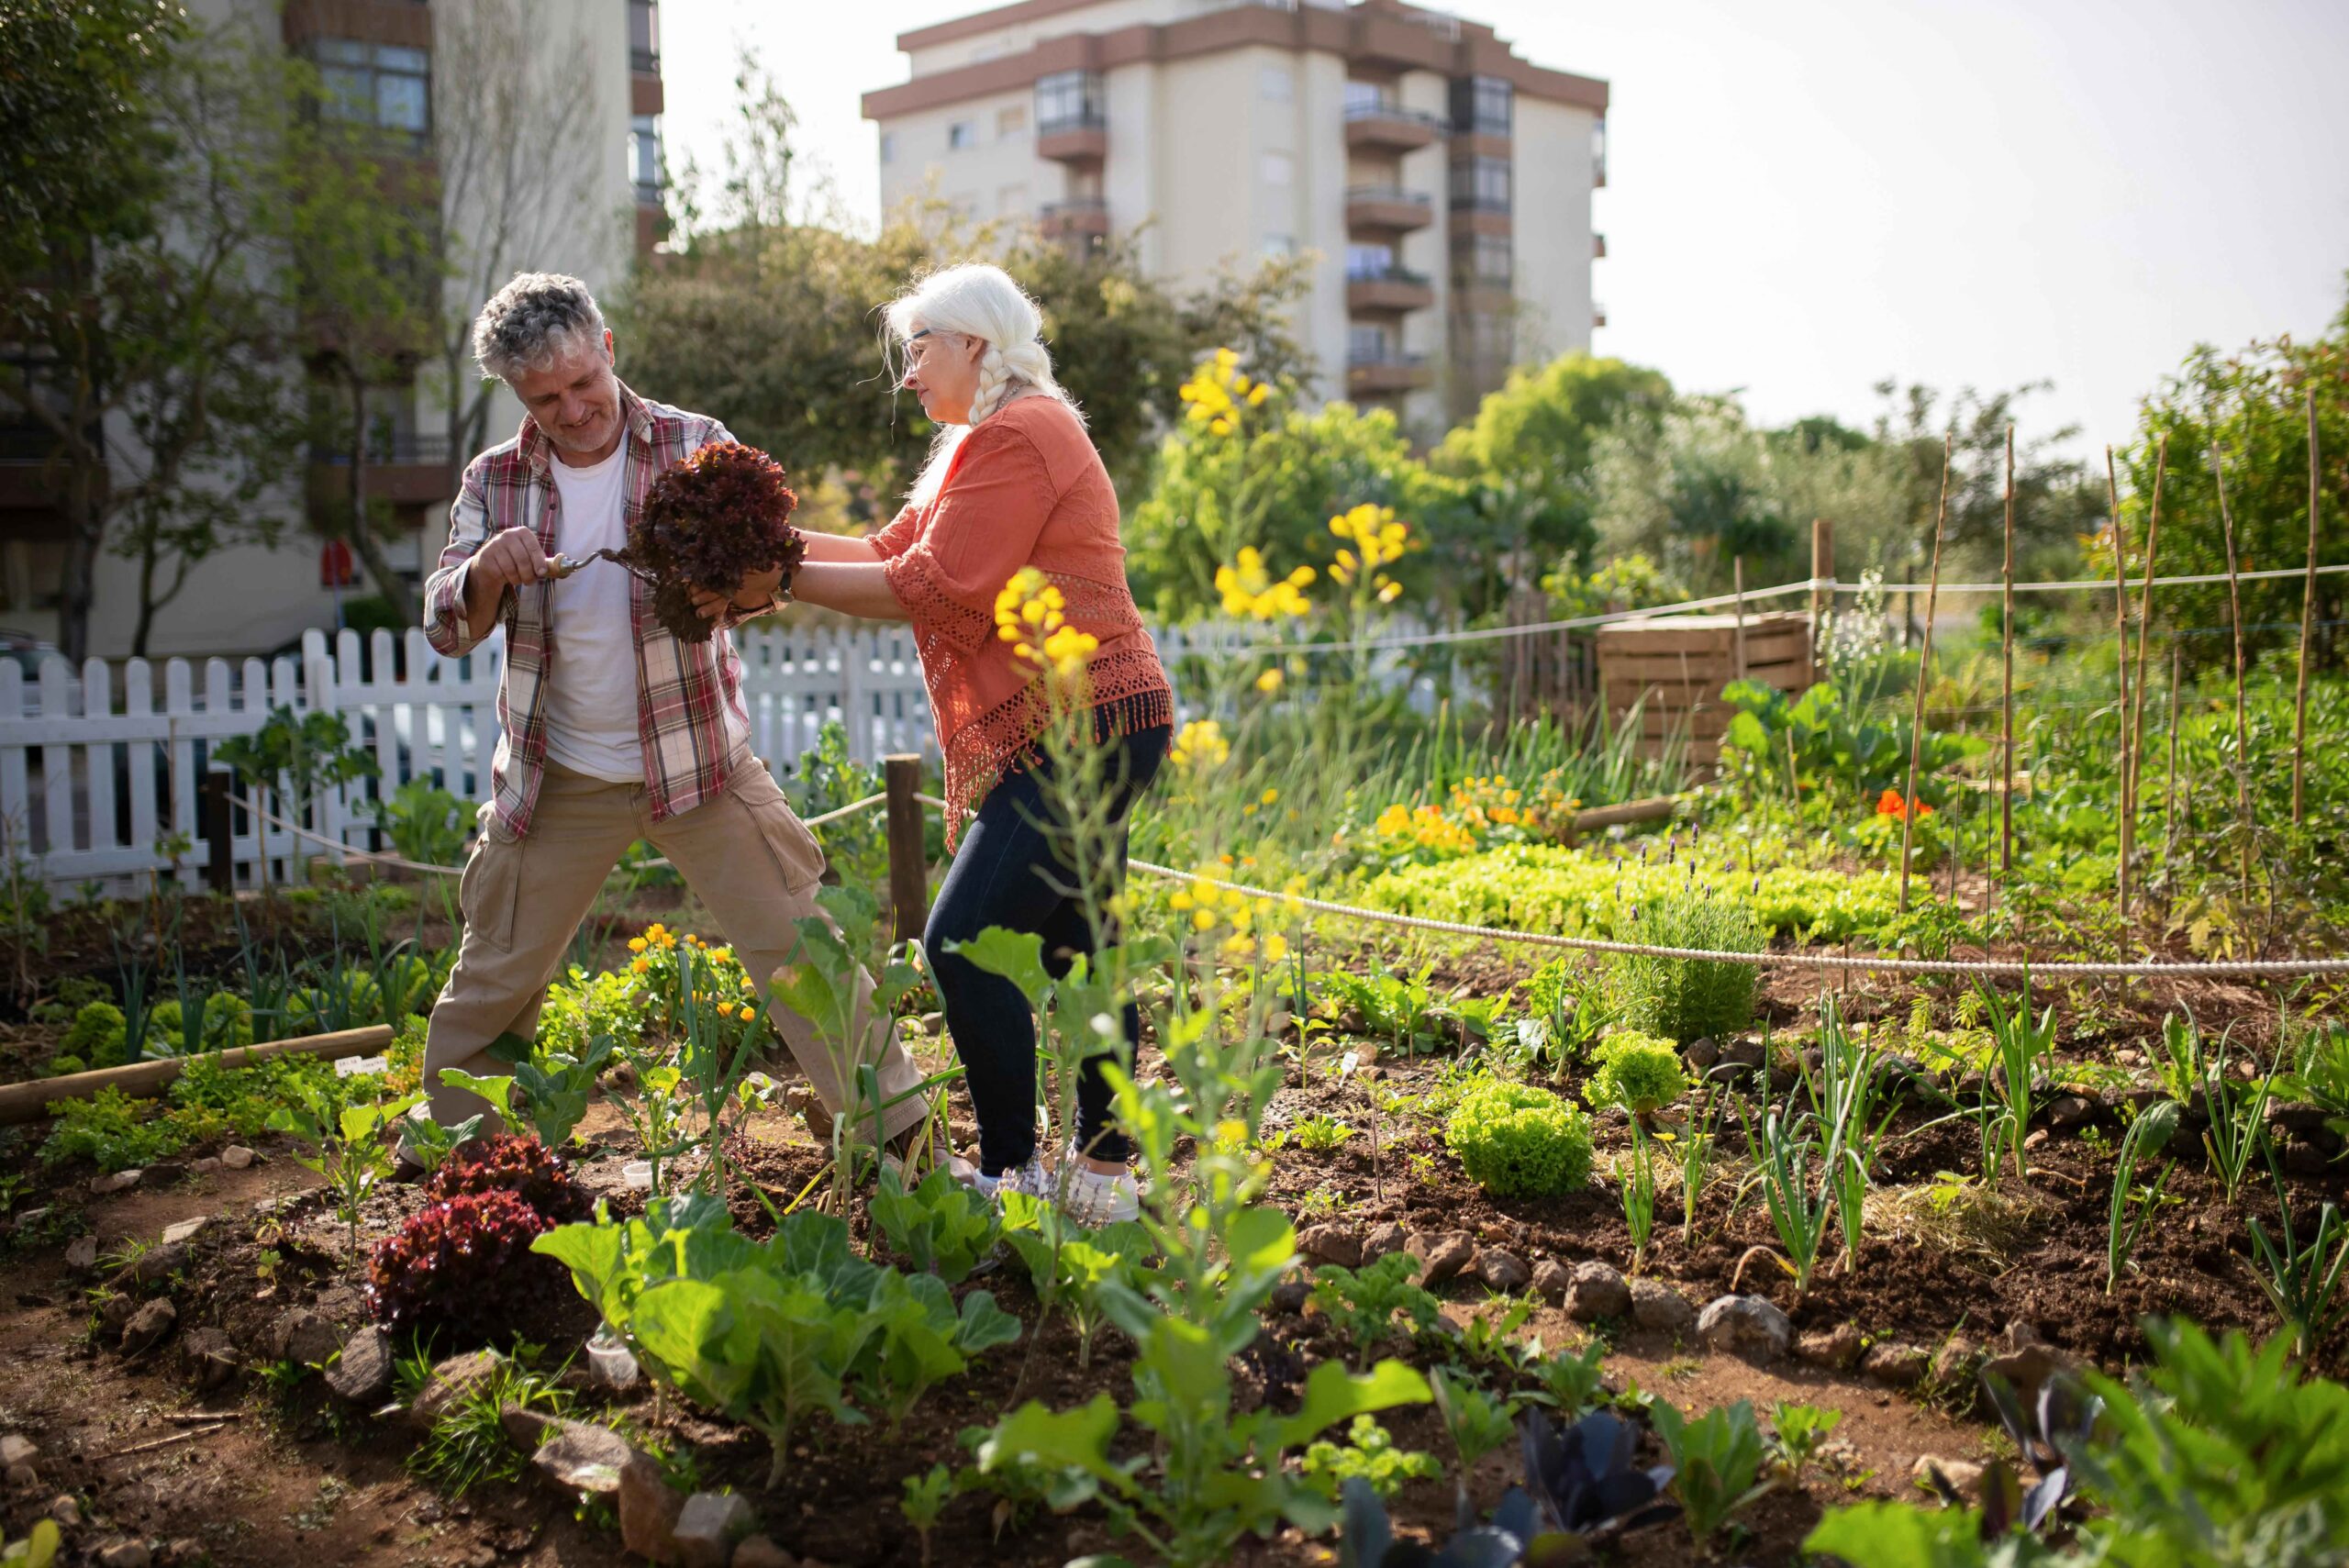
top-left (1586, 1030), bottom-right (1688, 1117)
top-left (1609, 884), bottom-right (1763, 1043)
top-left (538, 965), bottom-right (649, 1059)
top-left (40, 1088), bottom-right (186, 1171)
top-left (62, 1002), bottom-right (128, 1068)
top-left (1444, 1079), bottom-right (1594, 1198)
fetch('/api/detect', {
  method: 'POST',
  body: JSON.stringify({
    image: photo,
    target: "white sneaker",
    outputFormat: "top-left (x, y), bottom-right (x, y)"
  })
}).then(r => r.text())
top-left (1058, 1144), bottom-right (1141, 1227)
top-left (958, 1150), bottom-right (1051, 1204)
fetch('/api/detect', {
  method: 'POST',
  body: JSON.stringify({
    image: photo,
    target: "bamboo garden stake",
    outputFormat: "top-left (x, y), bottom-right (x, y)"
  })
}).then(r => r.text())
top-left (2295, 390), bottom-right (2320, 826)
top-left (1899, 434), bottom-right (1952, 916)
top-left (2125, 437), bottom-right (2169, 873)
top-left (2000, 427), bottom-right (2016, 880)
top-left (2209, 441), bottom-right (2256, 900)
top-left (2165, 641), bottom-right (2184, 864)
top-left (2104, 447), bottom-right (2134, 921)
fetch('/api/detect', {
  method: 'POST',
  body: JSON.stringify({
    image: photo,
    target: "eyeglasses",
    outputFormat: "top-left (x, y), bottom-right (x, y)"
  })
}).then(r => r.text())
top-left (904, 328), bottom-right (963, 364)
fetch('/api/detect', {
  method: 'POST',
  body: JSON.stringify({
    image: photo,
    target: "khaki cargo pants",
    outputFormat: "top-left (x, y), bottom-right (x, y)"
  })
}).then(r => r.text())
top-left (422, 758), bottom-right (927, 1144)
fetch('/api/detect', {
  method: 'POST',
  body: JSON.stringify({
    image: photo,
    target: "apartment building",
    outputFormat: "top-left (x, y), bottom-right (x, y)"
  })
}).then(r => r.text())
top-left (863, 0), bottom-right (1608, 435)
top-left (0, 0), bottom-right (668, 660)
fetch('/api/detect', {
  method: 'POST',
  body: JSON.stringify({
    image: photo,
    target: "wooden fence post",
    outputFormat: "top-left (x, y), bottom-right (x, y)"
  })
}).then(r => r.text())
top-left (884, 754), bottom-right (929, 944)
top-left (201, 771), bottom-right (234, 895)
top-left (1809, 518), bottom-right (1834, 641)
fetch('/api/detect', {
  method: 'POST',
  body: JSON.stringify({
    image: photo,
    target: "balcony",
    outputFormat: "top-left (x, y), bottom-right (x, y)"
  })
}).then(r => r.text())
top-left (1346, 264), bottom-right (1434, 315)
top-left (1347, 351), bottom-right (1432, 396)
top-left (1343, 101), bottom-right (1443, 153)
top-left (1039, 196), bottom-right (1109, 239)
top-left (1344, 184), bottom-right (1433, 234)
top-left (630, 46), bottom-right (658, 73)
top-left (1593, 304), bottom-right (1609, 328)
top-left (307, 432), bottom-right (456, 510)
top-left (1594, 232), bottom-right (1607, 259)
top-left (1037, 111), bottom-right (1108, 164)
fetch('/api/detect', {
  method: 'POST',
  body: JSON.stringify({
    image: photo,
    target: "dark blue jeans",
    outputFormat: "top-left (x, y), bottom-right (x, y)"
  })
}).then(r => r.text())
top-left (926, 723), bottom-right (1170, 1174)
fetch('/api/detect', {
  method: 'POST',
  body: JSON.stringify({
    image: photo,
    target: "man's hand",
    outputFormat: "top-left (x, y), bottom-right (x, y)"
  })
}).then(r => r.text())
top-left (461, 528), bottom-right (551, 639)
top-left (691, 563), bottom-right (787, 622)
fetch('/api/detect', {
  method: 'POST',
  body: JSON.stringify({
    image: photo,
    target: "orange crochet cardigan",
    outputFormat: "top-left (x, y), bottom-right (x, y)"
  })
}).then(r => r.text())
top-left (872, 395), bottom-right (1173, 840)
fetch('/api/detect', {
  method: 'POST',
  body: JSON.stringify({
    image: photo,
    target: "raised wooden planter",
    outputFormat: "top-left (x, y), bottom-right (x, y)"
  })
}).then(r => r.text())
top-left (1597, 611), bottom-right (1815, 767)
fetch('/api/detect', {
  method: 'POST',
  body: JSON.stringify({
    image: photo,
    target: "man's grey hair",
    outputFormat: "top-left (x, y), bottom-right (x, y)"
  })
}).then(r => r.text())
top-left (472, 272), bottom-right (607, 382)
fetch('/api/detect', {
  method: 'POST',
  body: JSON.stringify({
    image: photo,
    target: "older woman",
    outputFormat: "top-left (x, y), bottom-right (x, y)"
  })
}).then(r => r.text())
top-left (705, 263), bottom-right (1171, 1222)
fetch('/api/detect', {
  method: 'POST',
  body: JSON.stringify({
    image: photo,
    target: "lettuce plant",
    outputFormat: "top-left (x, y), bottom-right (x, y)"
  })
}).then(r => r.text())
top-left (628, 440), bottom-right (807, 641)
top-left (1586, 1030), bottom-right (1688, 1118)
top-left (1444, 1080), bottom-right (1595, 1198)
top-left (367, 1189), bottom-right (564, 1343)
top-left (421, 1133), bottom-right (590, 1222)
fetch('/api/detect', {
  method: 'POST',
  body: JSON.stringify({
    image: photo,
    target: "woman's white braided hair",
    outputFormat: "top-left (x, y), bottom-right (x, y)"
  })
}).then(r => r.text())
top-left (885, 262), bottom-right (1081, 506)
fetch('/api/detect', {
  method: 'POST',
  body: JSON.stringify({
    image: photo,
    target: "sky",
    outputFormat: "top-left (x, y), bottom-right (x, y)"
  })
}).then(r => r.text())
top-left (662, 0), bottom-right (2349, 458)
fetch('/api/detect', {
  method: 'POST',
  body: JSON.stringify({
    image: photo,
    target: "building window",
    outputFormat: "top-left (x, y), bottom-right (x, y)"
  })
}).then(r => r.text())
top-left (1262, 233), bottom-right (1295, 257)
top-left (1035, 70), bottom-right (1105, 132)
top-left (1592, 116), bottom-right (1607, 183)
top-left (997, 182), bottom-right (1030, 216)
top-left (1260, 63), bottom-right (1294, 102)
top-left (1461, 232), bottom-right (1511, 283)
top-left (1348, 324), bottom-right (1391, 364)
top-left (1345, 242), bottom-right (1394, 279)
top-left (628, 0), bottom-right (659, 73)
top-left (948, 119), bottom-right (977, 150)
top-left (316, 39), bottom-right (430, 140)
top-left (996, 103), bottom-right (1027, 137)
top-left (1452, 154), bottom-right (1509, 210)
top-left (1459, 311), bottom-right (1511, 361)
top-left (1343, 80), bottom-right (1390, 116)
top-left (630, 115), bottom-right (662, 205)
top-left (878, 130), bottom-right (896, 164)
top-left (1259, 150), bottom-right (1293, 187)
top-left (1450, 72), bottom-right (1511, 136)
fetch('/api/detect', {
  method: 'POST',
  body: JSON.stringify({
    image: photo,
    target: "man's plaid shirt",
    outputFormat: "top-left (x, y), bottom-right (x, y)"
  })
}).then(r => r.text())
top-left (423, 384), bottom-right (773, 840)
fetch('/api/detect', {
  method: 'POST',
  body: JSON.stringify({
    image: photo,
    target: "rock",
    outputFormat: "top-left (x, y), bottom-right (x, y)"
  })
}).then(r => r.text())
top-left (1408, 1230), bottom-right (1476, 1285)
top-left (2269, 1104), bottom-right (2333, 1139)
top-left (2284, 1141), bottom-right (2334, 1175)
top-left (618, 1451), bottom-right (686, 1565)
top-left (0, 1435), bottom-right (37, 1468)
top-left (121, 1296), bottom-right (176, 1354)
top-left (191, 1158), bottom-right (222, 1176)
top-left (1696, 1295), bottom-right (1792, 1361)
top-left (407, 1349), bottom-right (507, 1430)
top-left (1531, 1259), bottom-right (1572, 1305)
top-left (100, 1294), bottom-right (138, 1338)
top-left (674, 1491), bottom-right (754, 1568)
top-left (1931, 1335), bottom-right (1982, 1390)
top-left (91, 1169), bottom-right (144, 1195)
top-left (113, 1240), bottom-right (187, 1289)
top-left (1718, 1037), bottom-right (1765, 1072)
top-left (2023, 1129), bottom-right (2052, 1151)
top-left (732, 1538), bottom-right (796, 1568)
top-left (1981, 1338), bottom-right (2079, 1410)
top-left (2044, 1094), bottom-right (2096, 1130)
top-left (160, 1218), bottom-right (208, 1247)
top-left (64, 1234), bottom-right (99, 1273)
top-left (1363, 1222), bottom-right (1410, 1261)
top-left (47, 1494), bottom-right (81, 1527)
top-left (326, 1325), bottom-right (395, 1404)
top-left (529, 1420), bottom-right (643, 1496)
top-left (1683, 1037), bottom-right (1719, 1071)
top-left (1563, 1261), bottom-right (1630, 1323)
top-left (1798, 1324), bottom-right (1865, 1371)
top-left (1862, 1340), bottom-right (1931, 1388)
top-left (95, 1540), bottom-right (152, 1568)
top-left (500, 1403), bottom-right (561, 1452)
top-left (220, 1145), bottom-right (256, 1170)
top-left (161, 1540), bottom-right (206, 1568)
top-left (3, 1463), bottom-right (33, 1490)
top-left (1297, 1225), bottom-right (1364, 1270)
top-left (1476, 1249), bottom-right (1531, 1292)
top-left (178, 1327), bottom-right (240, 1391)
top-left (269, 1307), bottom-right (341, 1368)
top-left (1912, 1455), bottom-right (1985, 1496)
top-left (1267, 1277), bottom-right (1310, 1314)
top-left (1630, 1278), bottom-right (1697, 1334)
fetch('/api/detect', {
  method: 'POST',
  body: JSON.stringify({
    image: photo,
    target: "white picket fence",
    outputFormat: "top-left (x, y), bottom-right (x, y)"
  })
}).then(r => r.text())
top-left (0, 617), bottom-right (1449, 897)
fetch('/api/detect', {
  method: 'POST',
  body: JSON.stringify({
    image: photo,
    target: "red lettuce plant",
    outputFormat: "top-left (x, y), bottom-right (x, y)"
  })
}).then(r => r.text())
top-left (420, 1133), bottom-right (589, 1223)
top-left (628, 440), bottom-right (805, 641)
top-left (367, 1189), bottom-right (562, 1343)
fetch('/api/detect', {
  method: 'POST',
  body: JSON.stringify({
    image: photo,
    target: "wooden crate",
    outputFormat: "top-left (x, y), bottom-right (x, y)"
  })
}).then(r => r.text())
top-left (1596, 611), bottom-right (1814, 766)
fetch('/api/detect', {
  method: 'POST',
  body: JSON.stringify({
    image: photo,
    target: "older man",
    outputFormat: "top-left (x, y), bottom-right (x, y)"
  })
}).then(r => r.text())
top-left (419, 271), bottom-right (925, 1157)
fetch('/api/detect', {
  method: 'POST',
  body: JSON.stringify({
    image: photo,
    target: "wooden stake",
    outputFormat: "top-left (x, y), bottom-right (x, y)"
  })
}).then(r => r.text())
top-left (1810, 517), bottom-right (1834, 645)
top-left (1899, 434), bottom-right (1952, 916)
top-left (2000, 426), bottom-right (2016, 879)
top-left (2125, 436), bottom-right (2168, 873)
top-left (2104, 447), bottom-right (2133, 923)
top-left (2209, 441), bottom-right (2256, 900)
top-left (1732, 556), bottom-right (1748, 679)
top-left (2165, 640), bottom-right (2183, 863)
top-left (2295, 389), bottom-right (2321, 826)
top-left (884, 754), bottom-right (930, 943)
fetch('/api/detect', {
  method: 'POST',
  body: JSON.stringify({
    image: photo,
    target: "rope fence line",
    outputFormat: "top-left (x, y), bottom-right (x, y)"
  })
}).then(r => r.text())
top-left (1186, 563), bottom-right (2349, 660)
top-left (229, 785), bottom-right (2348, 982)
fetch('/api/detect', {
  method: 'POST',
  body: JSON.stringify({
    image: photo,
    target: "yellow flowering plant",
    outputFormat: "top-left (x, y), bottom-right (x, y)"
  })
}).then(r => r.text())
top-left (995, 566), bottom-right (1100, 689)
top-left (1214, 547), bottom-right (1315, 621)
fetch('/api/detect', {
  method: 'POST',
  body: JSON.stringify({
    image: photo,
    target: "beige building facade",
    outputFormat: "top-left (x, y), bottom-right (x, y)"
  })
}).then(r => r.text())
top-left (863, 0), bottom-right (1609, 435)
top-left (0, 0), bottom-right (668, 661)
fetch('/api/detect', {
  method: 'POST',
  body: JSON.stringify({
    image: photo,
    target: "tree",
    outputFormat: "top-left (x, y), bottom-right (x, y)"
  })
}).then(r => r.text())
top-left (2121, 278), bottom-right (2349, 671)
top-left (430, 0), bottom-right (606, 464)
top-left (1431, 352), bottom-right (1675, 574)
top-left (0, 0), bottom-right (181, 256)
top-left (0, 9), bottom-right (319, 658)
top-left (1867, 379), bottom-right (2099, 586)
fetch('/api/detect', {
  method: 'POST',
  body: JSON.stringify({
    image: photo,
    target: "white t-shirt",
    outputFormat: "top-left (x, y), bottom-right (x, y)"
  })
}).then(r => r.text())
top-left (541, 443), bottom-right (644, 784)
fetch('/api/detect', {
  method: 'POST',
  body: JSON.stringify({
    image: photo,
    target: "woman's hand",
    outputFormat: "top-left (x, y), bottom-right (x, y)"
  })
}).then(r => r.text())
top-left (691, 564), bottom-right (787, 622)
